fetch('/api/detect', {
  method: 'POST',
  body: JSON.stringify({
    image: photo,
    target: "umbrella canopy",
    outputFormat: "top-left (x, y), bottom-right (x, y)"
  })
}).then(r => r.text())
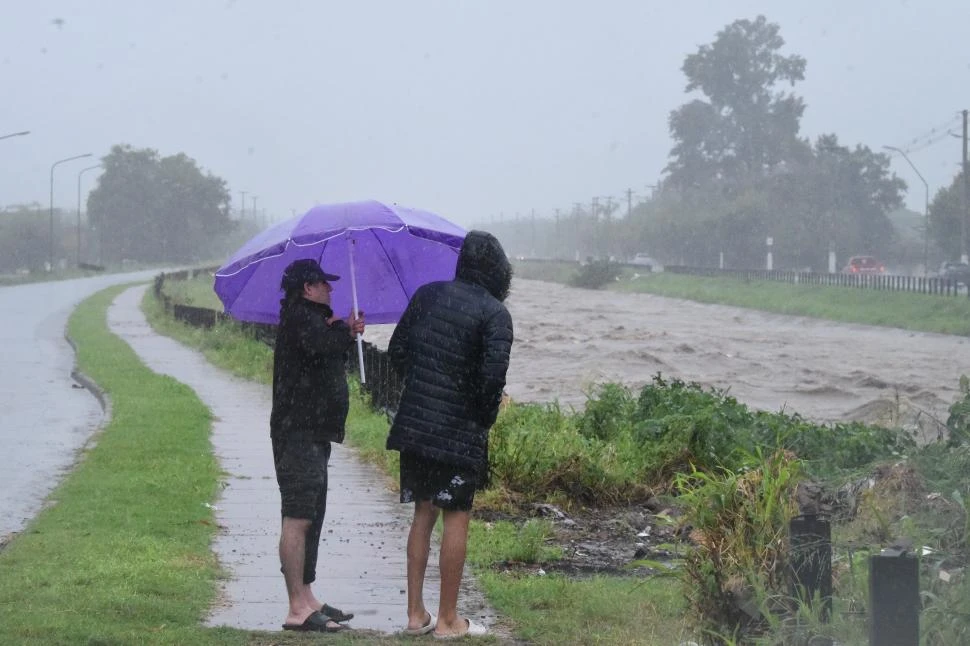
top-left (214, 200), bottom-right (467, 325)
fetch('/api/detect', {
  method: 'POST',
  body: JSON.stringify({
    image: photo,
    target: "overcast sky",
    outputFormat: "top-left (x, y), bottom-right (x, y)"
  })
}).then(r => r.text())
top-left (2, 1), bottom-right (968, 227)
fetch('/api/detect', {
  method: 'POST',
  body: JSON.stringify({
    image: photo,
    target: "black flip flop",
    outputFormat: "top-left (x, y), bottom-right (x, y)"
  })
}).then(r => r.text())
top-left (282, 611), bottom-right (349, 633)
top-left (320, 603), bottom-right (354, 623)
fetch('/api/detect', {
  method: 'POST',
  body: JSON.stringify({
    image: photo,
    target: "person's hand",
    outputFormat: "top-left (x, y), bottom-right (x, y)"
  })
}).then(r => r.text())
top-left (346, 311), bottom-right (365, 337)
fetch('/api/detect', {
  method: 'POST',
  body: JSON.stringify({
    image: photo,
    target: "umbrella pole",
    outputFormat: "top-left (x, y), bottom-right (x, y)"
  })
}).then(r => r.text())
top-left (347, 237), bottom-right (366, 383)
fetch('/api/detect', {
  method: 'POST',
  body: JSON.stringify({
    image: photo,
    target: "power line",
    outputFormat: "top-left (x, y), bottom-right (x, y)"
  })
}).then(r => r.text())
top-left (903, 128), bottom-right (959, 155)
top-left (897, 114), bottom-right (962, 155)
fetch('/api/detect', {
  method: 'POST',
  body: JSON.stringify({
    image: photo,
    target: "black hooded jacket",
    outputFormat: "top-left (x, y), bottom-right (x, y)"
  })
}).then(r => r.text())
top-left (386, 230), bottom-right (514, 476)
top-left (270, 297), bottom-right (354, 443)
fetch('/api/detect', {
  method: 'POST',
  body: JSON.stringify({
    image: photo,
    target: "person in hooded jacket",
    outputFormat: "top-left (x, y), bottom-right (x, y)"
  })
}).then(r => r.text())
top-left (386, 230), bottom-right (513, 639)
top-left (270, 258), bottom-right (365, 633)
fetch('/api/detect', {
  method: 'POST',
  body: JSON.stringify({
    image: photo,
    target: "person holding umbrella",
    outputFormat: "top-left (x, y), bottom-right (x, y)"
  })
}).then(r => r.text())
top-left (271, 258), bottom-right (365, 633)
top-left (386, 231), bottom-right (513, 639)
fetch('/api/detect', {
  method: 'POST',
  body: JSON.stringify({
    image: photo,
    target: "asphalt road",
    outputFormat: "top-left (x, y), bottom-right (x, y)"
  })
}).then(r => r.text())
top-left (0, 270), bottom-right (165, 543)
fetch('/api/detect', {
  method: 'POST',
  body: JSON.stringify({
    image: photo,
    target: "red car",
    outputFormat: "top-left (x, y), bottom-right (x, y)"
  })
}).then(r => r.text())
top-left (842, 256), bottom-right (885, 274)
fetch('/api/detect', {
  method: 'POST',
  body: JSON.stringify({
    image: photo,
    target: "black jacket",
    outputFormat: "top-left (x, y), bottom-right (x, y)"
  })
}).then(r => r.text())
top-left (386, 231), bottom-right (513, 476)
top-left (270, 297), bottom-right (354, 443)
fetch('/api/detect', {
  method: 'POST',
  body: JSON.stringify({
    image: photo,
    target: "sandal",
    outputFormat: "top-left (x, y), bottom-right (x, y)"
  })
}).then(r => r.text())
top-left (320, 603), bottom-right (354, 623)
top-left (282, 611), bottom-right (350, 633)
top-left (404, 612), bottom-right (436, 636)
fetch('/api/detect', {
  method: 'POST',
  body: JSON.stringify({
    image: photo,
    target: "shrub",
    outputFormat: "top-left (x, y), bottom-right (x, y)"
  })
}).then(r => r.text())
top-left (568, 260), bottom-right (621, 289)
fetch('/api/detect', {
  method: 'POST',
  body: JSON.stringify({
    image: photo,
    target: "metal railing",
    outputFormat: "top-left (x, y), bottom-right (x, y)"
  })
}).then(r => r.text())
top-left (664, 265), bottom-right (969, 298)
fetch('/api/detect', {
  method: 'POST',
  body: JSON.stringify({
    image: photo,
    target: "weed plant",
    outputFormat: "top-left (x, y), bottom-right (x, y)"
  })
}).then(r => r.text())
top-left (673, 450), bottom-right (801, 643)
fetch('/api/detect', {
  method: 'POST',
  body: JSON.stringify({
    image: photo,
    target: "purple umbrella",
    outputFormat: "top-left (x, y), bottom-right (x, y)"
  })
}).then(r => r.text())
top-left (214, 200), bottom-right (467, 378)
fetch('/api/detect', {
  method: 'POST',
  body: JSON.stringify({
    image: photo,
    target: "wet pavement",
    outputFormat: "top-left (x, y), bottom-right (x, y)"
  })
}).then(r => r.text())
top-left (0, 270), bottom-right (167, 544)
top-left (106, 284), bottom-right (496, 634)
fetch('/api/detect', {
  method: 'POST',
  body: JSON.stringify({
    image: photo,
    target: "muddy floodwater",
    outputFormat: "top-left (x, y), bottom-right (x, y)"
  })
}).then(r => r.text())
top-left (368, 278), bottom-right (970, 438)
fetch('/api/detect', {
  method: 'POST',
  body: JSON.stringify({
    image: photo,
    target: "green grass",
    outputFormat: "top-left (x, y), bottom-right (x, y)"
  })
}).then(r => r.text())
top-left (476, 573), bottom-right (688, 646)
top-left (160, 271), bottom-right (224, 310)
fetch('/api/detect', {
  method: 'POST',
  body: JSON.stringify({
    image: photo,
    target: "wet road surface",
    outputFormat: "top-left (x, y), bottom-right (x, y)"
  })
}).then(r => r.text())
top-left (0, 271), bottom-right (163, 544)
top-left (107, 285), bottom-right (496, 635)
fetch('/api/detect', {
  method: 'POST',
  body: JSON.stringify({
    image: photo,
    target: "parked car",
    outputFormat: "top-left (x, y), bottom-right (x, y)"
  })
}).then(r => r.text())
top-left (842, 255), bottom-right (885, 274)
top-left (630, 253), bottom-right (657, 271)
top-left (939, 261), bottom-right (970, 286)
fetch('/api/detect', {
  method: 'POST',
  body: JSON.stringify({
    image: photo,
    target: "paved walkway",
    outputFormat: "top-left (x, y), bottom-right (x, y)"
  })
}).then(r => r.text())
top-left (106, 285), bottom-right (495, 634)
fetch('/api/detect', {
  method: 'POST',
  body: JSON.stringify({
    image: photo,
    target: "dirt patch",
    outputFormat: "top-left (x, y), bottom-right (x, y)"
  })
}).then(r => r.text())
top-left (478, 500), bottom-right (688, 578)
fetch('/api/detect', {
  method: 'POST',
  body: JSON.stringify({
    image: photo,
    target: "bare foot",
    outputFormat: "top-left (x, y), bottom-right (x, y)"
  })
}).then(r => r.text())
top-left (406, 610), bottom-right (433, 632)
top-left (433, 617), bottom-right (487, 639)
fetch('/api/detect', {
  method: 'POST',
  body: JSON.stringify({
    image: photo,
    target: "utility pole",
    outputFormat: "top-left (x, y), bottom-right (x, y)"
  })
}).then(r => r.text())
top-left (240, 190), bottom-right (247, 219)
top-left (573, 202), bottom-right (583, 261)
top-left (554, 207), bottom-right (561, 258)
top-left (626, 188), bottom-right (633, 218)
top-left (530, 208), bottom-right (536, 255)
top-left (960, 110), bottom-right (970, 263)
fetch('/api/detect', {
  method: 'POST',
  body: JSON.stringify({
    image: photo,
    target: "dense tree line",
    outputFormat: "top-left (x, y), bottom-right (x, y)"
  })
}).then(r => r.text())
top-left (87, 144), bottom-right (234, 264)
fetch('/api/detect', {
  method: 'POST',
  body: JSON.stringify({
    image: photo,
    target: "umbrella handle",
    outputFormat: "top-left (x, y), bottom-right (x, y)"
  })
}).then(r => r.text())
top-left (347, 236), bottom-right (366, 384)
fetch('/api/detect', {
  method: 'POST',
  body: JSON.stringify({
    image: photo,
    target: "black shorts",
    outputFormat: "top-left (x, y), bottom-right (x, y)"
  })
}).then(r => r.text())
top-left (272, 436), bottom-right (331, 520)
top-left (399, 452), bottom-right (479, 512)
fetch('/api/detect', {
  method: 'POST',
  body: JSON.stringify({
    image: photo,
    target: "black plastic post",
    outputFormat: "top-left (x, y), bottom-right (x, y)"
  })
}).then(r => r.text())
top-left (869, 549), bottom-right (919, 646)
top-left (788, 514), bottom-right (832, 622)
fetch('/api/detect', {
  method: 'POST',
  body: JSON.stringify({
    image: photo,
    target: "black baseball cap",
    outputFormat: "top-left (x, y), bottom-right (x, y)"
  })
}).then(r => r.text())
top-left (281, 259), bottom-right (340, 292)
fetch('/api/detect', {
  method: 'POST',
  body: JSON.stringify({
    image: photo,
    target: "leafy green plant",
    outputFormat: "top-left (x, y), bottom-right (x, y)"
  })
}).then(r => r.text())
top-left (578, 382), bottom-right (638, 441)
top-left (946, 374), bottom-right (970, 446)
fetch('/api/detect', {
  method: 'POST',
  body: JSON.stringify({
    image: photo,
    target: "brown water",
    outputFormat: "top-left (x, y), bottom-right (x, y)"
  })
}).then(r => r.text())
top-left (368, 279), bottom-right (970, 440)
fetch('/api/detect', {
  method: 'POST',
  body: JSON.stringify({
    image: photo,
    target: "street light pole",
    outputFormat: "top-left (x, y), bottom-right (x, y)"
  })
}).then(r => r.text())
top-left (49, 153), bottom-right (93, 271)
top-left (0, 130), bottom-right (30, 141)
top-left (76, 164), bottom-right (102, 266)
top-left (884, 146), bottom-right (930, 275)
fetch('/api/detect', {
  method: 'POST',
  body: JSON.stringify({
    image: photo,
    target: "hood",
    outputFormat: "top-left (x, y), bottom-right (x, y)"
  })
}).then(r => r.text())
top-left (455, 230), bottom-right (512, 302)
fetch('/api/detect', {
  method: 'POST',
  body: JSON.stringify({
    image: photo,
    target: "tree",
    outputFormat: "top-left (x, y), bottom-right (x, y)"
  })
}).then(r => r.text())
top-left (928, 172), bottom-right (969, 262)
top-left (0, 203), bottom-right (48, 272)
top-left (665, 15), bottom-right (809, 189)
top-left (87, 145), bottom-right (233, 263)
top-left (653, 17), bottom-right (905, 270)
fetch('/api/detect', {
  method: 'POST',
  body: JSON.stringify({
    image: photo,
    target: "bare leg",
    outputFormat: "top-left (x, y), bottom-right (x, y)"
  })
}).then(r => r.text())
top-left (434, 508), bottom-right (471, 636)
top-left (280, 516), bottom-right (315, 625)
top-left (406, 500), bottom-right (440, 629)
top-left (280, 517), bottom-right (342, 629)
